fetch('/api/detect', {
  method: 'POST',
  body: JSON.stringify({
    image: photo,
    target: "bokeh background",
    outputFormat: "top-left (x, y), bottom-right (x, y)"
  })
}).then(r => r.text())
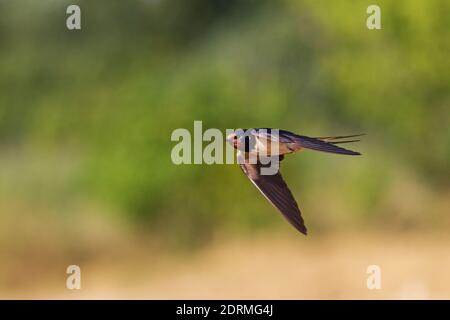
top-left (0, 0), bottom-right (449, 299)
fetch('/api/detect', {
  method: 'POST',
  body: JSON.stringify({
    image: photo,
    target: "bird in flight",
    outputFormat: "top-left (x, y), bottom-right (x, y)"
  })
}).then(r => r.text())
top-left (226, 129), bottom-right (362, 235)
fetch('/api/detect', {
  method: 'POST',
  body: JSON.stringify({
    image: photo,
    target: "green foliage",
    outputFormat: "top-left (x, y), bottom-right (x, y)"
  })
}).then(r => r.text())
top-left (0, 0), bottom-right (448, 242)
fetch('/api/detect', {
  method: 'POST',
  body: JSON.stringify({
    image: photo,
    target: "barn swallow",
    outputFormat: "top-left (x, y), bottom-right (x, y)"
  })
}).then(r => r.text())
top-left (226, 129), bottom-right (363, 235)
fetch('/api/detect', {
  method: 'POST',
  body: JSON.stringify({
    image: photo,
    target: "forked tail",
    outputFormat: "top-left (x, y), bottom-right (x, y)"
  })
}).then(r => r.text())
top-left (294, 134), bottom-right (364, 155)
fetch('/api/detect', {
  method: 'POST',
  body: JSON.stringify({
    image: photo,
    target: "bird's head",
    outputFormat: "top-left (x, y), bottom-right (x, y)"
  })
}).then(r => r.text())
top-left (226, 129), bottom-right (255, 152)
top-left (226, 132), bottom-right (239, 149)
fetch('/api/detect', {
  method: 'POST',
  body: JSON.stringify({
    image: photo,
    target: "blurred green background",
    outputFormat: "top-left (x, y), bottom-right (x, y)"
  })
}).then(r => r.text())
top-left (0, 0), bottom-right (449, 298)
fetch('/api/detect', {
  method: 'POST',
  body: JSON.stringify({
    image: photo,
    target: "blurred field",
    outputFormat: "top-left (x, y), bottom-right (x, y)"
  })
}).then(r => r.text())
top-left (3, 230), bottom-right (450, 299)
top-left (0, 0), bottom-right (449, 299)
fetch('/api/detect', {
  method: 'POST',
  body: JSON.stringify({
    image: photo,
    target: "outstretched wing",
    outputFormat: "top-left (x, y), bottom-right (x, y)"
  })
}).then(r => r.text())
top-left (239, 160), bottom-right (307, 235)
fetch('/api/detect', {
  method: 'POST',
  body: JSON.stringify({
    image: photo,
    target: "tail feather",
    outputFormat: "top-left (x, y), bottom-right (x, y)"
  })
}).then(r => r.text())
top-left (294, 135), bottom-right (361, 155)
top-left (315, 134), bottom-right (365, 141)
top-left (329, 139), bottom-right (361, 145)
